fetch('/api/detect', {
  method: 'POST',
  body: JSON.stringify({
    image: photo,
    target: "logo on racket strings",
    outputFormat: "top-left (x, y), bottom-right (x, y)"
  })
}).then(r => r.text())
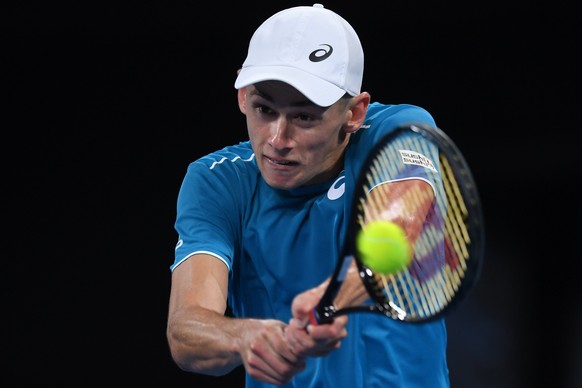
top-left (398, 150), bottom-right (437, 173)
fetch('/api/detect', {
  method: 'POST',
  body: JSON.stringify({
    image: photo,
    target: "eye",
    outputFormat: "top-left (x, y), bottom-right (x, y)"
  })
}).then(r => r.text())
top-left (296, 113), bottom-right (315, 122)
top-left (257, 105), bottom-right (274, 115)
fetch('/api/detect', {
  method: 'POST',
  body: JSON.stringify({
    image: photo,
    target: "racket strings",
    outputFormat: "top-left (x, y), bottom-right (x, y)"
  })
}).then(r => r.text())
top-left (358, 141), bottom-right (442, 319)
top-left (360, 141), bottom-right (435, 222)
top-left (439, 154), bottom-right (472, 301)
top-left (358, 135), bottom-right (476, 321)
top-left (400, 154), bottom-right (472, 319)
top-left (441, 155), bottom-right (471, 259)
top-left (355, 151), bottom-right (394, 224)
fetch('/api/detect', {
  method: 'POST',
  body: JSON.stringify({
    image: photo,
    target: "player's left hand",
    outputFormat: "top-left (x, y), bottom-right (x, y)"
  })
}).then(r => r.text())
top-left (285, 286), bottom-right (348, 358)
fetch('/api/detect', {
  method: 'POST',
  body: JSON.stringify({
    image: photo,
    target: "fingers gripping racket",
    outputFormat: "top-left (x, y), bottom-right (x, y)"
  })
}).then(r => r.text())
top-left (310, 123), bottom-right (485, 324)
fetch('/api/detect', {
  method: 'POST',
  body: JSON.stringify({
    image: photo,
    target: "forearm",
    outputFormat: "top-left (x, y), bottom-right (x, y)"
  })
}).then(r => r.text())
top-left (167, 305), bottom-right (243, 376)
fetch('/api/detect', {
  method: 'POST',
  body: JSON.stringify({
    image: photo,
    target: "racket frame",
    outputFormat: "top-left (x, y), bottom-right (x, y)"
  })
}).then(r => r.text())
top-left (312, 123), bottom-right (485, 324)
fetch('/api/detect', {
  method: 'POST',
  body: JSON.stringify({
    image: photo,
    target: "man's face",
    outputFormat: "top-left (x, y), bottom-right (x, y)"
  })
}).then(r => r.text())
top-left (239, 81), bottom-right (351, 190)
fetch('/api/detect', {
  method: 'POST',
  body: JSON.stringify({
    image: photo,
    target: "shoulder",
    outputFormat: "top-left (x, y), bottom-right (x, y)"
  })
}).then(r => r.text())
top-left (364, 102), bottom-right (436, 129)
top-left (192, 141), bottom-right (256, 171)
top-left (351, 102), bottom-right (436, 147)
top-left (185, 141), bottom-right (257, 183)
top-left (346, 102), bottom-right (437, 171)
top-left (180, 141), bottom-right (259, 202)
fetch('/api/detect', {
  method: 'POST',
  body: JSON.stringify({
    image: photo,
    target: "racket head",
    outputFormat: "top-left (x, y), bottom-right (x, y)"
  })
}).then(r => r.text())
top-left (352, 123), bottom-right (485, 322)
top-left (315, 123), bottom-right (485, 324)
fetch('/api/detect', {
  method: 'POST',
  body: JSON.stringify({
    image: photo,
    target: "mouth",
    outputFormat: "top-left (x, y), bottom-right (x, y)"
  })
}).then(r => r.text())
top-left (265, 155), bottom-right (298, 167)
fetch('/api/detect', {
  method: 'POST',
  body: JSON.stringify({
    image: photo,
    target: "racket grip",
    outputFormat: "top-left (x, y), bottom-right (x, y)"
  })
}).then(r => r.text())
top-left (309, 309), bottom-right (320, 326)
top-left (309, 306), bottom-right (334, 325)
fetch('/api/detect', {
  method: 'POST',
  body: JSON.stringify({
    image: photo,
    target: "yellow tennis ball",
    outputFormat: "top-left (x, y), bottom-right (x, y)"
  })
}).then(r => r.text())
top-left (356, 220), bottom-right (412, 275)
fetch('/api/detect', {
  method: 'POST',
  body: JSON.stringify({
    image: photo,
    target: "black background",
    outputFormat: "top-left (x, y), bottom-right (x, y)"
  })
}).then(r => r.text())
top-left (5, 1), bottom-right (580, 387)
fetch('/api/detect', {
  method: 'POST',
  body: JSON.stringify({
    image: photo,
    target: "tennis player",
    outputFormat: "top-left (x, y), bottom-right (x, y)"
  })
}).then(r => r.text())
top-left (167, 4), bottom-right (449, 387)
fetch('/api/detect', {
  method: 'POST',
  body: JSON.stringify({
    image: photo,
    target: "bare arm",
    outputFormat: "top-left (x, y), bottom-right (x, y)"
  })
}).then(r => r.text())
top-left (166, 254), bottom-right (305, 385)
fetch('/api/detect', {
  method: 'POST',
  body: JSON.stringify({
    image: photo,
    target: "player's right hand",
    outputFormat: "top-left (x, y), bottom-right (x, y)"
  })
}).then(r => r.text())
top-left (238, 318), bottom-right (306, 385)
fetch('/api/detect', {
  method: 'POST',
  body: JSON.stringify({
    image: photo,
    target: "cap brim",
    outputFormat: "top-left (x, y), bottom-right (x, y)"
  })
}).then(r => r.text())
top-left (234, 66), bottom-right (347, 107)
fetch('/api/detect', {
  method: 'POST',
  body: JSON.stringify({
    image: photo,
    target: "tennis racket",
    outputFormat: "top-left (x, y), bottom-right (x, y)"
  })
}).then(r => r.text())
top-left (310, 122), bottom-right (484, 324)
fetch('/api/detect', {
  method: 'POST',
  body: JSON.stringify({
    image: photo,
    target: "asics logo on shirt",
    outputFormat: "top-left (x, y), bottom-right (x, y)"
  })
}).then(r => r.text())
top-left (309, 44), bottom-right (333, 62)
top-left (327, 175), bottom-right (345, 200)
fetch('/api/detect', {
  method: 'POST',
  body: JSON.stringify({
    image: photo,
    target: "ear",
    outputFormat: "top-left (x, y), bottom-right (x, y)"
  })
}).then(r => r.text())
top-left (344, 92), bottom-right (371, 134)
top-left (237, 87), bottom-right (247, 114)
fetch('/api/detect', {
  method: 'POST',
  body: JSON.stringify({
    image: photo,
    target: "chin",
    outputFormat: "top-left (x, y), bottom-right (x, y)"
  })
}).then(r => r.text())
top-left (263, 174), bottom-right (300, 190)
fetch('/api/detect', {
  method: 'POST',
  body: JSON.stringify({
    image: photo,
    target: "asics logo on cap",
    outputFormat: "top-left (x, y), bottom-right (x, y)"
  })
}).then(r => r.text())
top-left (309, 44), bottom-right (333, 62)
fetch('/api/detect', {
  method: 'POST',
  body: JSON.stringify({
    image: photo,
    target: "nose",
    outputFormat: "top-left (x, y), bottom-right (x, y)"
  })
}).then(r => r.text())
top-left (269, 117), bottom-right (292, 149)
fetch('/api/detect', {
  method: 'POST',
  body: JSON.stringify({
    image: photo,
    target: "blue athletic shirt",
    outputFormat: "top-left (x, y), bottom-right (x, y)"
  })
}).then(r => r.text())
top-left (172, 102), bottom-right (450, 388)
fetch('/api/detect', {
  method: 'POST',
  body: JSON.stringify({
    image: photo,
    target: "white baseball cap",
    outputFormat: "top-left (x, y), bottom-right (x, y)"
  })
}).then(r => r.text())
top-left (234, 3), bottom-right (364, 107)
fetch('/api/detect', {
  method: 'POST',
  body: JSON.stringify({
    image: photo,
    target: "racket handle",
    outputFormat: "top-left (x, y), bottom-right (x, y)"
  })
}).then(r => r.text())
top-left (309, 309), bottom-right (320, 326)
top-left (309, 306), bottom-right (335, 325)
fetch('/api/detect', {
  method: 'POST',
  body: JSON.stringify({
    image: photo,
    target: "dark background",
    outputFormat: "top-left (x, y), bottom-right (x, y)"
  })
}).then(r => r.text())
top-left (5, 1), bottom-right (579, 387)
